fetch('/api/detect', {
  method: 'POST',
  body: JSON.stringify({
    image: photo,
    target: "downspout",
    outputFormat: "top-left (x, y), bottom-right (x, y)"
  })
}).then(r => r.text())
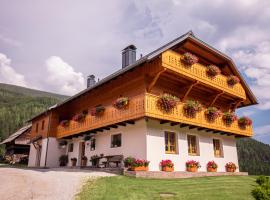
top-left (44, 112), bottom-right (52, 167)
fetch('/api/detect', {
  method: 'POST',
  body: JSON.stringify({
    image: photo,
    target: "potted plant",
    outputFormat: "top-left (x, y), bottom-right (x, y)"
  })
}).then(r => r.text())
top-left (227, 75), bottom-right (240, 87)
top-left (59, 155), bottom-right (68, 167)
top-left (90, 106), bottom-right (105, 117)
top-left (206, 65), bottom-right (221, 78)
top-left (113, 97), bottom-right (129, 109)
top-left (131, 159), bottom-right (150, 171)
top-left (160, 160), bottom-right (174, 172)
top-left (124, 156), bottom-right (135, 169)
top-left (225, 162), bottom-right (237, 172)
top-left (157, 93), bottom-right (179, 113)
top-left (71, 157), bottom-right (77, 167)
top-left (182, 52), bottom-right (198, 66)
top-left (186, 160), bottom-right (201, 172)
top-left (238, 116), bottom-right (252, 128)
top-left (81, 156), bottom-right (87, 167)
top-left (207, 161), bottom-right (218, 172)
top-left (60, 120), bottom-right (70, 127)
top-left (90, 155), bottom-right (99, 167)
top-left (73, 113), bottom-right (86, 122)
top-left (222, 112), bottom-right (237, 126)
top-left (183, 100), bottom-right (202, 118)
top-left (205, 107), bottom-right (221, 122)
top-left (59, 140), bottom-right (68, 148)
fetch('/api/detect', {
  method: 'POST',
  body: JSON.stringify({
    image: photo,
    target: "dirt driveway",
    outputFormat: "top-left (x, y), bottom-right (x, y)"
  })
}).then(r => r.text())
top-left (0, 167), bottom-right (116, 200)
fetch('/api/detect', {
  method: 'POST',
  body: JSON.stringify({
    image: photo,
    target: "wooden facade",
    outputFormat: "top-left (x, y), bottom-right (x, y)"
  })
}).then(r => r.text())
top-left (30, 34), bottom-right (256, 140)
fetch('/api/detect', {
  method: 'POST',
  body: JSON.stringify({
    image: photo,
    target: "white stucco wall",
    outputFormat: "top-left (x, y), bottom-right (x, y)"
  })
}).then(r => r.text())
top-left (146, 119), bottom-right (239, 172)
top-left (28, 144), bottom-right (38, 167)
top-left (46, 137), bottom-right (66, 167)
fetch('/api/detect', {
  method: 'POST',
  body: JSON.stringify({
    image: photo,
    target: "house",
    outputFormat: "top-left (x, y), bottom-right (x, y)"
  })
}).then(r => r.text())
top-left (1, 124), bottom-right (31, 163)
top-left (28, 31), bottom-right (257, 172)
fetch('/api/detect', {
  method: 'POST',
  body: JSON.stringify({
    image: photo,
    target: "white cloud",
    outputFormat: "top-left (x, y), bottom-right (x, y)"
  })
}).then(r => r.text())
top-left (0, 53), bottom-right (27, 87)
top-left (45, 56), bottom-right (85, 95)
top-left (255, 125), bottom-right (270, 137)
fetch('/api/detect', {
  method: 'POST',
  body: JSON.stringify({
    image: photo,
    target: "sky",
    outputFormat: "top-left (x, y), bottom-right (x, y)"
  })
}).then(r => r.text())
top-left (0, 0), bottom-right (270, 144)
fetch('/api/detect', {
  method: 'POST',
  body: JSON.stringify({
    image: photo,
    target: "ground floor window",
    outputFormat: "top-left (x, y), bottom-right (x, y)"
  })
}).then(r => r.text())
top-left (90, 138), bottom-right (96, 151)
top-left (165, 131), bottom-right (176, 154)
top-left (213, 139), bottom-right (223, 157)
top-left (68, 143), bottom-right (73, 152)
top-left (111, 134), bottom-right (121, 148)
top-left (187, 135), bottom-right (199, 156)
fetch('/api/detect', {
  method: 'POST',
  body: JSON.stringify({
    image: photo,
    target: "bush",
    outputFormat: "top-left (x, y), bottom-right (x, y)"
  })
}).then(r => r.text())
top-left (252, 176), bottom-right (270, 200)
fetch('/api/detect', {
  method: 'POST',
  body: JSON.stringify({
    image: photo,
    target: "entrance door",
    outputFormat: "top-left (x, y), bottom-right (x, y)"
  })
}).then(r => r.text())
top-left (80, 142), bottom-right (85, 166)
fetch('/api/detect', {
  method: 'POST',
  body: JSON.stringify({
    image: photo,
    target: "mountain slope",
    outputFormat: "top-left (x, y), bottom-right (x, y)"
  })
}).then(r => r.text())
top-left (0, 83), bottom-right (68, 141)
top-left (237, 138), bottom-right (270, 175)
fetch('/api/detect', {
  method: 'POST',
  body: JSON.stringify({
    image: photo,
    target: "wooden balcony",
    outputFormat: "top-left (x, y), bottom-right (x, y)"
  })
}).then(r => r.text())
top-left (56, 93), bottom-right (253, 138)
top-left (161, 50), bottom-right (246, 99)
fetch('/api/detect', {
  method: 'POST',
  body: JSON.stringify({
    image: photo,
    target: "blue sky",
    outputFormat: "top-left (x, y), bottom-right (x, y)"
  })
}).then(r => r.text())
top-left (0, 0), bottom-right (269, 144)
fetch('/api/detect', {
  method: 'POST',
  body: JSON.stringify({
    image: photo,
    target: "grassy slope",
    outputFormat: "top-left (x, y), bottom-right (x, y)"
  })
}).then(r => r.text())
top-left (77, 176), bottom-right (256, 200)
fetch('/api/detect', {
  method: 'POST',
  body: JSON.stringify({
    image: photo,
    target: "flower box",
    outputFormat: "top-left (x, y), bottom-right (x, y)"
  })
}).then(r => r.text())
top-left (131, 166), bottom-right (149, 171)
top-left (71, 158), bottom-right (77, 167)
top-left (157, 94), bottom-right (179, 113)
top-left (227, 75), bottom-right (240, 87)
top-left (160, 159), bottom-right (174, 172)
top-left (183, 100), bottom-right (202, 118)
top-left (207, 161), bottom-right (218, 172)
top-left (207, 167), bottom-right (217, 172)
top-left (73, 113), bottom-right (86, 122)
top-left (182, 52), bottom-right (198, 66)
top-left (206, 65), bottom-right (221, 78)
top-left (238, 116), bottom-right (252, 128)
top-left (226, 167), bottom-right (236, 172)
top-left (222, 112), bottom-right (237, 126)
top-left (205, 107), bottom-right (221, 122)
top-left (113, 97), bottom-right (129, 109)
top-left (90, 106), bottom-right (105, 117)
top-left (225, 162), bottom-right (237, 172)
top-left (187, 166), bottom-right (198, 172)
top-left (81, 156), bottom-right (87, 167)
top-left (162, 166), bottom-right (174, 172)
top-left (186, 160), bottom-right (201, 172)
top-left (60, 120), bottom-right (70, 127)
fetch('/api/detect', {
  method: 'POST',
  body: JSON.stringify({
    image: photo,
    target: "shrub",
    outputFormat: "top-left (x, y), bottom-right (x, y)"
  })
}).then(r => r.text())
top-left (207, 161), bottom-right (218, 169)
top-left (252, 176), bottom-right (270, 200)
top-left (207, 65), bottom-right (221, 78)
top-left (113, 97), bottom-right (129, 109)
top-left (182, 52), bottom-right (198, 65)
top-left (205, 107), bottom-right (222, 122)
top-left (186, 160), bottom-right (201, 168)
top-left (160, 160), bottom-right (174, 168)
top-left (124, 156), bottom-right (136, 168)
top-left (227, 75), bottom-right (240, 86)
top-left (238, 116), bottom-right (252, 127)
top-left (71, 157), bottom-right (77, 162)
top-left (157, 93), bottom-right (179, 112)
top-left (256, 176), bottom-right (270, 186)
top-left (222, 112), bottom-right (237, 126)
top-left (81, 156), bottom-right (87, 161)
top-left (184, 100), bottom-right (202, 118)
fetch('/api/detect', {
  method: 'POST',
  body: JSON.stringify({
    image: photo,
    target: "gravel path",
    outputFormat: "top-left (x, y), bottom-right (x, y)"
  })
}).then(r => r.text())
top-left (0, 167), bottom-right (116, 200)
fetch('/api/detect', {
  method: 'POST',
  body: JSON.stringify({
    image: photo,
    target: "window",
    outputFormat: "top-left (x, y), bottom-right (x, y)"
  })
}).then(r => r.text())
top-left (90, 138), bottom-right (96, 151)
top-left (68, 143), bottom-right (74, 152)
top-left (213, 139), bottom-right (223, 157)
top-left (41, 120), bottom-right (45, 130)
top-left (187, 135), bottom-right (199, 155)
top-left (111, 134), bottom-right (121, 148)
top-left (35, 123), bottom-right (39, 132)
top-left (165, 131), bottom-right (176, 154)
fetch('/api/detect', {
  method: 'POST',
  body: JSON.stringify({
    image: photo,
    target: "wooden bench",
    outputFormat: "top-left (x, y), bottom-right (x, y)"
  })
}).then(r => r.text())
top-left (105, 155), bottom-right (123, 168)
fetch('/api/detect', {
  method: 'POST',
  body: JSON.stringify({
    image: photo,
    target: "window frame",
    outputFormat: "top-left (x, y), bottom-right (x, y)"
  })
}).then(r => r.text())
top-left (41, 120), bottom-right (45, 130)
top-left (90, 138), bottom-right (96, 151)
top-left (187, 134), bottom-right (199, 156)
top-left (68, 143), bottom-right (74, 152)
top-left (164, 131), bottom-right (177, 154)
top-left (213, 138), bottom-right (223, 158)
top-left (111, 134), bottom-right (122, 148)
top-left (35, 123), bottom-right (39, 132)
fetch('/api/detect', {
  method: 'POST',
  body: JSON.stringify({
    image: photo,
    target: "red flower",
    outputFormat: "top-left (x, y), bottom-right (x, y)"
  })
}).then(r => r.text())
top-left (183, 52), bottom-right (199, 65)
top-left (186, 160), bottom-right (201, 168)
top-left (160, 160), bottom-right (174, 168)
top-left (207, 161), bottom-right (218, 169)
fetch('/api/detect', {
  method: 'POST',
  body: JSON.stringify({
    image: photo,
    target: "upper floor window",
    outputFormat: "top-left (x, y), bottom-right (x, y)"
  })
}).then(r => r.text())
top-left (35, 123), bottom-right (39, 132)
top-left (68, 143), bottom-right (74, 152)
top-left (187, 135), bottom-right (199, 156)
top-left (111, 134), bottom-right (121, 148)
top-left (165, 131), bottom-right (176, 154)
top-left (213, 139), bottom-right (223, 157)
top-left (90, 138), bottom-right (96, 151)
top-left (41, 120), bottom-right (45, 130)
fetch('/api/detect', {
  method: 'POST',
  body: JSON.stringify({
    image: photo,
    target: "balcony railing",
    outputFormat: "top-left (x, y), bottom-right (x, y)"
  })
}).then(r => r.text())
top-left (162, 50), bottom-right (246, 99)
top-left (56, 93), bottom-right (253, 138)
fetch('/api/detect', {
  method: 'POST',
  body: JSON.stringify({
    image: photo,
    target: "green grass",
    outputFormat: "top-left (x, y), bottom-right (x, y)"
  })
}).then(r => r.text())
top-left (77, 175), bottom-right (257, 200)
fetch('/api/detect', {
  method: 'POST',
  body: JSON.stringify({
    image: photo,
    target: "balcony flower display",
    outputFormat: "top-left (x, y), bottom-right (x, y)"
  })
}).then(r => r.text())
top-left (186, 160), bottom-right (201, 172)
top-left (225, 162), bottom-right (237, 172)
top-left (238, 116), bottom-right (252, 128)
top-left (182, 52), bottom-right (198, 66)
top-left (124, 156), bottom-right (136, 169)
top-left (90, 106), bottom-right (105, 117)
top-left (113, 97), bottom-right (129, 109)
top-left (183, 100), bottom-right (203, 118)
top-left (157, 93), bottom-right (179, 113)
top-left (222, 112), bottom-right (237, 126)
top-left (227, 75), bottom-right (240, 86)
top-left (73, 113), bottom-right (86, 122)
top-left (206, 65), bottom-right (221, 78)
top-left (60, 120), bottom-right (70, 127)
top-left (131, 159), bottom-right (150, 171)
top-left (160, 159), bottom-right (174, 172)
top-left (205, 107), bottom-right (222, 122)
top-left (207, 161), bottom-right (218, 172)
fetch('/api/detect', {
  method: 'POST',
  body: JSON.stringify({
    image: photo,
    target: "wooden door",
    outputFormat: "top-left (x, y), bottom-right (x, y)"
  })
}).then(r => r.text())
top-left (80, 142), bottom-right (85, 166)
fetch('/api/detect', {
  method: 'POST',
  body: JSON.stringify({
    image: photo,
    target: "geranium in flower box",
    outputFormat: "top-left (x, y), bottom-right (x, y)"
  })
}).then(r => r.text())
top-left (90, 106), bottom-right (105, 117)
top-left (73, 113), bottom-right (86, 122)
top-left (160, 160), bottom-right (174, 172)
top-left (182, 52), bottom-right (198, 66)
top-left (60, 120), bottom-right (70, 127)
top-left (222, 112), bottom-right (237, 126)
top-left (186, 160), bottom-right (201, 172)
top-left (157, 93), bottom-right (179, 113)
top-left (225, 162), bottom-right (237, 172)
top-left (205, 107), bottom-right (221, 122)
top-left (206, 65), bottom-right (221, 78)
top-left (238, 116), bottom-right (252, 128)
top-left (113, 97), bottom-right (129, 109)
top-left (227, 75), bottom-right (240, 87)
top-left (184, 100), bottom-right (202, 118)
top-left (131, 159), bottom-right (150, 171)
top-left (124, 156), bottom-right (136, 169)
top-left (207, 161), bottom-right (218, 172)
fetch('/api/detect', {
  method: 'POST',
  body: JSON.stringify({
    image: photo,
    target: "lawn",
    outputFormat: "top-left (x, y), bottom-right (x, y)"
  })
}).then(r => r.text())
top-left (77, 175), bottom-right (257, 200)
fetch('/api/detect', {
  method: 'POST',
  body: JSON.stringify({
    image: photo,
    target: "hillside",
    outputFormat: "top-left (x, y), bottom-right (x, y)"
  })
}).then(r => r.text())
top-left (237, 138), bottom-right (270, 175)
top-left (0, 83), bottom-right (68, 141)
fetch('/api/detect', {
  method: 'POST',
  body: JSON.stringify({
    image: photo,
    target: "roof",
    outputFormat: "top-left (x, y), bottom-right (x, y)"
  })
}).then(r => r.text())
top-left (0, 124), bottom-right (32, 144)
top-left (29, 31), bottom-right (258, 121)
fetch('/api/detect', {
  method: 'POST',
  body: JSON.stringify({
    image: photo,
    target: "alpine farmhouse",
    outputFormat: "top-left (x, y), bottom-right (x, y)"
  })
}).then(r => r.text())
top-left (28, 31), bottom-right (257, 172)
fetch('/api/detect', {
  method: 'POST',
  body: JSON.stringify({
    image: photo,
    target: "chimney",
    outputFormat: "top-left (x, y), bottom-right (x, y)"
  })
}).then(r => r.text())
top-left (122, 44), bottom-right (136, 68)
top-left (87, 75), bottom-right (96, 88)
